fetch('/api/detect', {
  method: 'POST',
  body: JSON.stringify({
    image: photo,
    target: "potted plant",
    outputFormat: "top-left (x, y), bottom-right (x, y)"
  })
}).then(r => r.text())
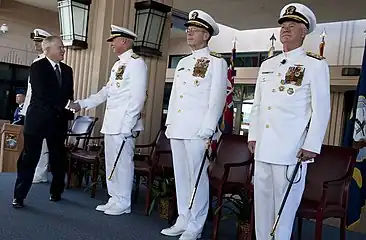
top-left (148, 177), bottom-right (175, 220)
top-left (215, 189), bottom-right (253, 240)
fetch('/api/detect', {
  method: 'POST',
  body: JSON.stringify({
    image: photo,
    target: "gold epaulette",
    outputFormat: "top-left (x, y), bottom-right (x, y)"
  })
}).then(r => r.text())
top-left (210, 51), bottom-right (222, 58)
top-left (131, 53), bottom-right (140, 59)
top-left (262, 54), bottom-right (276, 62)
top-left (306, 51), bottom-right (325, 60)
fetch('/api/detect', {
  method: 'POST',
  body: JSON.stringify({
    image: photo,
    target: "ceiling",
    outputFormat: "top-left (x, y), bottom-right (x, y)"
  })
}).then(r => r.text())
top-left (13, 0), bottom-right (366, 30)
top-left (173, 0), bottom-right (366, 30)
top-left (14, 0), bottom-right (57, 11)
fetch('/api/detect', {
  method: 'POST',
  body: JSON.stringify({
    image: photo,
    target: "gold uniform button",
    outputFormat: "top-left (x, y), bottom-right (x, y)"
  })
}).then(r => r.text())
top-left (180, 95), bottom-right (183, 98)
top-left (178, 109), bottom-right (181, 113)
top-left (266, 124), bottom-right (270, 128)
top-left (268, 106), bottom-right (271, 110)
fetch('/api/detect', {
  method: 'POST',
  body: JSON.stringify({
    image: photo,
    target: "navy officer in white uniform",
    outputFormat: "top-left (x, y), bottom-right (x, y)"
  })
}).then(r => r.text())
top-left (69, 25), bottom-right (147, 216)
top-left (21, 28), bottom-right (52, 184)
top-left (248, 3), bottom-right (330, 240)
top-left (161, 10), bottom-right (227, 240)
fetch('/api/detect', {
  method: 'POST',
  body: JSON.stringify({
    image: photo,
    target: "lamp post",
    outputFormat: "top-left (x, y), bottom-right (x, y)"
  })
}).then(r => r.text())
top-left (57, 0), bottom-right (92, 50)
top-left (134, 0), bottom-right (172, 57)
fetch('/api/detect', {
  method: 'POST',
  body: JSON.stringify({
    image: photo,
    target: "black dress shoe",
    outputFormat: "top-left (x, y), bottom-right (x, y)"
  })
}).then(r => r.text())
top-left (49, 195), bottom-right (61, 202)
top-left (12, 198), bottom-right (24, 208)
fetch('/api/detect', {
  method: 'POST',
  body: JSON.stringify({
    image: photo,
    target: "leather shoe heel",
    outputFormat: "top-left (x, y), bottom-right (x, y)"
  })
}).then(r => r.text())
top-left (50, 195), bottom-right (61, 202)
top-left (12, 198), bottom-right (24, 208)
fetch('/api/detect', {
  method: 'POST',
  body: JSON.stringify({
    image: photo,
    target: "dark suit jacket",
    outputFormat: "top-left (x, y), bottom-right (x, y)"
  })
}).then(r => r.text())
top-left (24, 57), bottom-right (74, 136)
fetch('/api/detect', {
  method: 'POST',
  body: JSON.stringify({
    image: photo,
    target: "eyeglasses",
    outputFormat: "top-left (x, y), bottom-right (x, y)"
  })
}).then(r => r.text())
top-left (185, 29), bottom-right (205, 34)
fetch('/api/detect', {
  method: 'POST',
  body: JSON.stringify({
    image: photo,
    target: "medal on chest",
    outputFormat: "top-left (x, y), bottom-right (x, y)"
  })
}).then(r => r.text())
top-left (115, 65), bottom-right (126, 80)
top-left (284, 65), bottom-right (305, 86)
top-left (193, 58), bottom-right (210, 78)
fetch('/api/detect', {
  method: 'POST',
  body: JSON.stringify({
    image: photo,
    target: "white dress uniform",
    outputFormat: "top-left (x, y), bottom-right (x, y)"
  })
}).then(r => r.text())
top-left (77, 25), bottom-right (147, 216)
top-left (20, 28), bottom-right (52, 184)
top-left (248, 4), bottom-right (331, 240)
top-left (162, 10), bottom-right (227, 240)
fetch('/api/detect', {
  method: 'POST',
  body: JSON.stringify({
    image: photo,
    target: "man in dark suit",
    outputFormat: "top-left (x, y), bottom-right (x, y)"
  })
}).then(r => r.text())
top-left (12, 36), bottom-right (74, 208)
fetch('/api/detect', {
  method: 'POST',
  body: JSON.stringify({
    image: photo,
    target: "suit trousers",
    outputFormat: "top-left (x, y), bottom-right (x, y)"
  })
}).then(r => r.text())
top-left (104, 134), bottom-right (135, 209)
top-left (14, 134), bottom-right (67, 200)
top-left (170, 139), bottom-right (209, 235)
top-left (254, 160), bottom-right (307, 240)
top-left (33, 139), bottom-right (49, 182)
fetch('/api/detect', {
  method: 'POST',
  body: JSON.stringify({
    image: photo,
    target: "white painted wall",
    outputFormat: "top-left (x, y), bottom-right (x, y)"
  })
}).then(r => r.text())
top-left (169, 19), bottom-right (366, 66)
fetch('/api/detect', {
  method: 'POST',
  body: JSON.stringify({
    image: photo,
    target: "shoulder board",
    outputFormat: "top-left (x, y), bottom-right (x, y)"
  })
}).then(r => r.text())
top-left (131, 53), bottom-right (140, 59)
top-left (262, 54), bottom-right (277, 62)
top-left (306, 51), bottom-right (325, 60)
top-left (210, 52), bottom-right (222, 58)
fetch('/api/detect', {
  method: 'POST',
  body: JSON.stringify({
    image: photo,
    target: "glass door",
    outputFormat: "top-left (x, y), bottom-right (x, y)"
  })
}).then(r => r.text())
top-left (232, 84), bottom-right (256, 135)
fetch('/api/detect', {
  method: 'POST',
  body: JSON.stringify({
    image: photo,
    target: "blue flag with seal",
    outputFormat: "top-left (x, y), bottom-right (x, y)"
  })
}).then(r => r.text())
top-left (343, 35), bottom-right (366, 229)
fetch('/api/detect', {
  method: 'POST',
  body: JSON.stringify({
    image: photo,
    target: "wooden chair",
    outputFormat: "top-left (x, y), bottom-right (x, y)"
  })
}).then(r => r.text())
top-left (65, 116), bottom-right (101, 197)
top-left (296, 145), bottom-right (358, 240)
top-left (65, 116), bottom-right (98, 149)
top-left (133, 127), bottom-right (173, 215)
top-left (209, 134), bottom-right (254, 240)
top-left (67, 136), bottom-right (104, 198)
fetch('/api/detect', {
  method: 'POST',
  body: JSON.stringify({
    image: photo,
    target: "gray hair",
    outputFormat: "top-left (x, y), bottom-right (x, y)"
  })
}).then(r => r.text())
top-left (41, 36), bottom-right (62, 52)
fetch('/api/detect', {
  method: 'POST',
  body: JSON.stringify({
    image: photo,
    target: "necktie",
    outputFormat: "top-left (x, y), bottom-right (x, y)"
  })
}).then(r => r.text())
top-left (55, 64), bottom-right (62, 87)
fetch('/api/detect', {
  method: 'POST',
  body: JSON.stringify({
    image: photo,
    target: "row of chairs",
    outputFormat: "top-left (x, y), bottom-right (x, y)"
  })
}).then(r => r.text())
top-left (64, 116), bottom-right (358, 240)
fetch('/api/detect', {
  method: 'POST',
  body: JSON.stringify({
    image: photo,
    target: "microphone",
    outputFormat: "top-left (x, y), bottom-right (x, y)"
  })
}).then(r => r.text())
top-left (280, 59), bottom-right (287, 64)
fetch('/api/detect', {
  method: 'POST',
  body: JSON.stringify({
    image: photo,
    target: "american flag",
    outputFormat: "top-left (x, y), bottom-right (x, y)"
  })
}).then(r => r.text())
top-left (209, 38), bottom-right (236, 159)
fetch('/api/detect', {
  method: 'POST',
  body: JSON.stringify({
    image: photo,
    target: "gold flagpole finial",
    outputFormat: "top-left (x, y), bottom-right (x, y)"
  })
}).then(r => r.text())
top-left (319, 28), bottom-right (327, 57)
top-left (270, 33), bottom-right (276, 47)
top-left (320, 28), bottom-right (327, 40)
top-left (268, 33), bottom-right (276, 57)
top-left (232, 35), bottom-right (237, 48)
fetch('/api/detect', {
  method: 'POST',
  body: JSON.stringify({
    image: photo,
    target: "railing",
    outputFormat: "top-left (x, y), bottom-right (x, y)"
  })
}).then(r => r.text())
top-left (0, 45), bottom-right (37, 66)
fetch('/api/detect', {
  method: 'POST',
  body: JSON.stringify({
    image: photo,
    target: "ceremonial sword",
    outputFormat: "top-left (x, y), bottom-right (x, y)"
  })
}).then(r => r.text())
top-left (108, 131), bottom-right (140, 181)
top-left (270, 157), bottom-right (302, 238)
top-left (188, 139), bottom-right (211, 210)
top-left (108, 139), bottom-right (126, 181)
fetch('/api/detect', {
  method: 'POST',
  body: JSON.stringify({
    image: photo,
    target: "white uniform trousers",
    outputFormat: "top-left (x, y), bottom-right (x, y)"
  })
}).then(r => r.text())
top-left (170, 139), bottom-right (209, 235)
top-left (104, 134), bottom-right (135, 209)
top-left (254, 160), bottom-right (307, 240)
top-left (33, 139), bottom-right (49, 182)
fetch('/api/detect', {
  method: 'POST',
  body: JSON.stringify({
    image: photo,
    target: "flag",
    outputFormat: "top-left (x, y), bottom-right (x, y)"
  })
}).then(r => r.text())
top-left (343, 36), bottom-right (366, 228)
top-left (209, 39), bottom-right (236, 159)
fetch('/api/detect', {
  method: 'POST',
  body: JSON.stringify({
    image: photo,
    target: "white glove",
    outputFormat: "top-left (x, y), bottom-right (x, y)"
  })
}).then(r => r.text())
top-left (197, 128), bottom-right (214, 139)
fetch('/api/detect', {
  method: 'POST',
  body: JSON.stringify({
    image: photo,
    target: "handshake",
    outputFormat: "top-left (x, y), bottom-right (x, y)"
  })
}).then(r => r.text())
top-left (65, 100), bottom-right (81, 113)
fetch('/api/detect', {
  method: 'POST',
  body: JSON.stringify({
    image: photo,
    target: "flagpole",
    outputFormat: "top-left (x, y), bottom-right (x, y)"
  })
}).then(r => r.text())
top-left (319, 28), bottom-right (326, 57)
top-left (268, 33), bottom-right (276, 57)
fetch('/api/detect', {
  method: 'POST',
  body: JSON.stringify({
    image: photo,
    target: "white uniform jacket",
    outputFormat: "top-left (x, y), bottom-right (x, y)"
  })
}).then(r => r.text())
top-left (78, 49), bottom-right (147, 135)
top-left (248, 47), bottom-right (331, 165)
top-left (165, 47), bottom-right (227, 139)
top-left (20, 53), bottom-right (45, 116)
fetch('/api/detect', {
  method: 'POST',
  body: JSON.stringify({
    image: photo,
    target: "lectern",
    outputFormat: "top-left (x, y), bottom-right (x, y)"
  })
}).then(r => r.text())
top-left (0, 122), bottom-right (23, 172)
